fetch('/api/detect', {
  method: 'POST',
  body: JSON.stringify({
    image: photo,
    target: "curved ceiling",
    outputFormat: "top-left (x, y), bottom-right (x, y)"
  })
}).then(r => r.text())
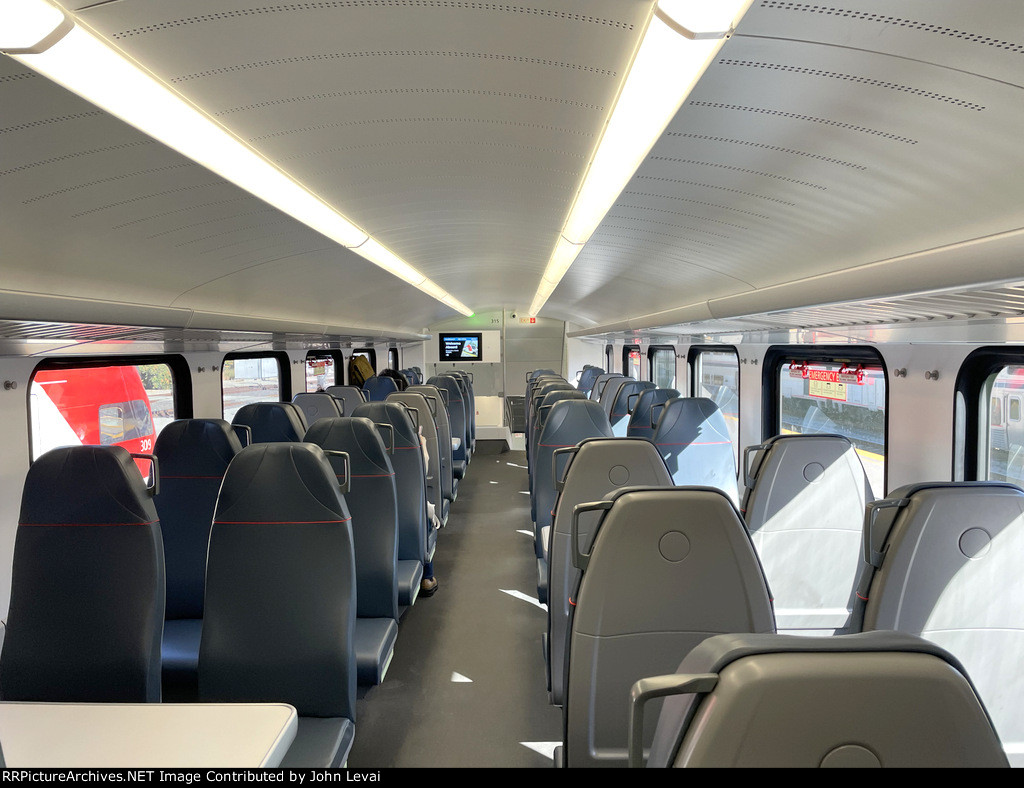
top-left (2, 1), bottom-right (1024, 337)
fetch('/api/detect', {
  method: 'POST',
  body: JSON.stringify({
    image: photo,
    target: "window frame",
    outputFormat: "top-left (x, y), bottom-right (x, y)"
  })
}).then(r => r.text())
top-left (387, 347), bottom-right (400, 371)
top-left (763, 344), bottom-right (889, 493)
top-left (688, 345), bottom-right (740, 465)
top-left (622, 344), bottom-right (642, 379)
top-left (220, 351), bottom-right (290, 418)
top-left (304, 349), bottom-right (343, 392)
top-left (954, 346), bottom-right (1024, 481)
top-left (647, 344), bottom-right (677, 388)
top-left (28, 354), bottom-right (191, 463)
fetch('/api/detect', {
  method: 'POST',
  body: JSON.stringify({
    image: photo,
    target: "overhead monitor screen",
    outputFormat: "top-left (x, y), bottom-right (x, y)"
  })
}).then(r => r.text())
top-left (439, 333), bottom-right (483, 362)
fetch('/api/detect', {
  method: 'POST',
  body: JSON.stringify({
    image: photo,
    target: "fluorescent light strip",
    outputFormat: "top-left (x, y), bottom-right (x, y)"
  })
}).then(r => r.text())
top-left (5, 0), bottom-right (473, 317)
top-left (528, 0), bottom-right (754, 317)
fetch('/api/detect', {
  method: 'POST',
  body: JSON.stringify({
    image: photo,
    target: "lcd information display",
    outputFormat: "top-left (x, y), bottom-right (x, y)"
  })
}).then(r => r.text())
top-left (439, 333), bottom-right (483, 361)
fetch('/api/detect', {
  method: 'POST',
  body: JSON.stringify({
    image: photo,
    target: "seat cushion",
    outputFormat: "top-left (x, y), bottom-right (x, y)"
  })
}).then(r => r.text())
top-left (397, 559), bottom-right (424, 607)
top-left (354, 617), bottom-right (398, 686)
top-left (280, 717), bottom-right (355, 768)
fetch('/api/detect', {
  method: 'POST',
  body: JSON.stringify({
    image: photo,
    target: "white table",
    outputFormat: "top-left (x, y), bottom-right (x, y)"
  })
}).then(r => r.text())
top-left (0, 702), bottom-right (297, 767)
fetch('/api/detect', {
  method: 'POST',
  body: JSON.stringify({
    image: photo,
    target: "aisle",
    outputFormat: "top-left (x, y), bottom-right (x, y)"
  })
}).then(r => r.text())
top-left (347, 443), bottom-right (562, 767)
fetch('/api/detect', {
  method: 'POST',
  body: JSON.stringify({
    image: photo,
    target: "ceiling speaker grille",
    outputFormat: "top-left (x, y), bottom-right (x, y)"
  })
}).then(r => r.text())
top-left (718, 58), bottom-right (986, 111)
top-left (635, 175), bottom-right (797, 206)
top-left (760, 2), bottom-right (1024, 54)
top-left (665, 132), bottom-right (867, 170)
top-left (112, 2), bottom-right (637, 40)
top-left (648, 156), bottom-right (828, 190)
top-left (0, 111), bottom-right (104, 138)
top-left (689, 100), bottom-right (919, 144)
top-left (23, 164), bottom-right (194, 205)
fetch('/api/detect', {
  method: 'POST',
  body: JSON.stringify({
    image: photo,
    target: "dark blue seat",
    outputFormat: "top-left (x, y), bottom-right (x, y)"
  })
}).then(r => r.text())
top-left (428, 375), bottom-right (469, 479)
top-left (627, 388), bottom-right (680, 439)
top-left (363, 375), bottom-right (399, 402)
top-left (609, 380), bottom-right (656, 436)
top-left (1, 446), bottom-right (164, 703)
top-left (153, 419), bottom-right (243, 700)
top-left (577, 366), bottom-right (604, 396)
top-left (199, 443), bottom-right (357, 767)
top-left (533, 400), bottom-right (612, 558)
top-left (409, 384), bottom-right (455, 511)
top-left (305, 418), bottom-right (400, 686)
top-left (652, 398), bottom-right (738, 504)
top-left (354, 402), bottom-right (428, 605)
top-left (232, 402), bottom-right (307, 443)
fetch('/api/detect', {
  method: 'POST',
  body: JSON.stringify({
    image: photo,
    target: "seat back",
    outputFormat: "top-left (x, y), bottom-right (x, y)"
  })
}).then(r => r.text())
top-left (199, 443), bottom-right (357, 719)
top-left (533, 400), bottom-right (612, 551)
top-left (641, 632), bottom-right (1008, 768)
top-left (530, 390), bottom-right (587, 500)
top-left (444, 371), bottom-right (476, 451)
top-left (577, 366), bottom-right (604, 396)
top-left (154, 419), bottom-right (243, 620)
top-left (589, 373), bottom-right (624, 402)
top-left (1, 446), bottom-right (164, 702)
top-left (387, 391), bottom-right (444, 522)
top-left (860, 481), bottom-right (1024, 763)
top-left (232, 402), bottom-right (307, 443)
top-left (565, 487), bottom-right (773, 767)
top-left (353, 402), bottom-right (428, 564)
top-left (362, 375), bottom-right (399, 402)
top-left (428, 375), bottom-right (468, 466)
top-left (325, 385), bottom-right (367, 415)
top-left (743, 434), bottom-right (873, 632)
top-left (627, 388), bottom-right (680, 439)
top-left (547, 437), bottom-right (674, 706)
top-left (305, 418), bottom-right (399, 621)
top-left (292, 392), bottom-right (343, 426)
top-left (409, 384), bottom-right (454, 504)
top-left (652, 398), bottom-right (738, 504)
top-left (609, 380), bottom-right (656, 436)
top-left (527, 380), bottom-right (573, 471)
top-left (597, 376), bottom-right (628, 418)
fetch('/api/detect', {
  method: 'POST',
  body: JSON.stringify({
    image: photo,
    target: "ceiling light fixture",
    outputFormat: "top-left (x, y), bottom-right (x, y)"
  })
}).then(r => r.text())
top-left (2, 0), bottom-right (474, 316)
top-left (527, 0), bottom-right (754, 317)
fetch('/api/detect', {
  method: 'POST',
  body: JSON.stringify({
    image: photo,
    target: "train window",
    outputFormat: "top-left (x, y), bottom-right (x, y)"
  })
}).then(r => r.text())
top-left (622, 344), bottom-right (641, 380)
top-left (953, 348), bottom-right (1024, 484)
top-left (648, 345), bottom-right (676, 389)
top-left (689, 347), bottom-right (740, 465)
top-left (1011, 396), bottom-right (1022, 423)
top-left (305, 351), bottom-right (340, 392)
top-left (983, 365), bottom-right (1024, 484)
top-left (770, 351), bottom-right (887, 495)
top-left (221, 352), bottom-right (287, 421)
top-left (388, 347), bottom-right (400, 370)
top-left (29, 357), bottom-right (188, 463)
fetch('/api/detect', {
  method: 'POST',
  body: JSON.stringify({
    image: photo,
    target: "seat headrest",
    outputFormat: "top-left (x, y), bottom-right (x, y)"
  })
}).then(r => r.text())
top-left (21, 445), bottom-right (157, 526)
top-left (304, 417), bottom-right (392, 476)
top-left (540, 399), bottom-right (612, 443)
top-left (154, 419), bottom-right (242, 478)
top-left (654, 397), bottom-right (728, 444)
top-left (214, 443), bottom-right (348, 524)
top-left (232, 402), bottom-right (307, 443)
top-left (292, 392), bottom-right (343, 424)
top-left (352, 402), bottom-right (419, 448)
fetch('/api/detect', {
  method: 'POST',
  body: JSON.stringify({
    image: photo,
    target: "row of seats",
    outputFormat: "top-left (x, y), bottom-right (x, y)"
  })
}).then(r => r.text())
top-left (0, 369), bottom-right (477, 767)
top-left (525, 367), bottom-right (1018, 767)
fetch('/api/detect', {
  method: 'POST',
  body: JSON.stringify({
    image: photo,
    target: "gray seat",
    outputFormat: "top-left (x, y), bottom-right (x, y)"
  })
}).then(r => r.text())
top-left (305, 417), bottom-right (399, 686)
top-left (637, 632), bottom-right (1008, 768)
top-left (597, 376), bottom-right (629, 419)
top-left (533, 400), bottom-right (612, 559)
top-left (545, 437), bottom-right (674, 706)
top-left (232, 402), bottom-right (308, 443)
top-left (388, 390), bottom-right (447, 528)
top-left (858, 481), bottom-right (1024, 764)
top-left (0, 446), bottom-right (165, 703)
top-left (742, 434), bottom-right (873, 633)
top-left (562, 487), bottom-right (774, 767)
top-left (292, 392), bottom-right (343, 426)
top-left (652, 398), bottom-right (738, 504)
top-left (589, 373), bottom-right (624, 402)
top-left (325, 385), bottom-right (367, 416)
top-left (627, 388), bottom-right (680, 440)
top-left (153, 419), bottom-right (243, 700)
top-left (353, 402), bottom-right (428, 604)
top-left (199, 443), bottom-right (357, 768)
top-left (609, 380), bottom-right (656, 436)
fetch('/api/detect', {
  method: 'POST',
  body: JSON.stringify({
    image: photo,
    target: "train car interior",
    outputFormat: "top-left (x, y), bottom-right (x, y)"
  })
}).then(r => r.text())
top-left (1, 0), bottom-right (1023, 768)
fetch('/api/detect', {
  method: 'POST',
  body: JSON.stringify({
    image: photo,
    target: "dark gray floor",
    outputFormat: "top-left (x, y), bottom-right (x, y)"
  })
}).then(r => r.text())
top-left (347, 442), bottom-right (562, 767)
